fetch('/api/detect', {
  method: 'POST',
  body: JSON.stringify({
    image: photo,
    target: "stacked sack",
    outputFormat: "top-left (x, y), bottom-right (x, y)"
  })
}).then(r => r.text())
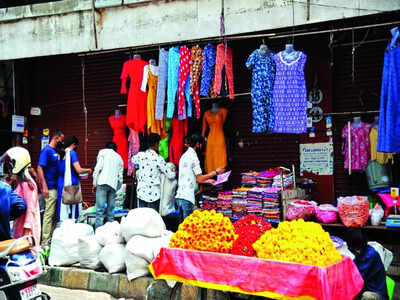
top-left (121, 208), bottom-right (173, 281)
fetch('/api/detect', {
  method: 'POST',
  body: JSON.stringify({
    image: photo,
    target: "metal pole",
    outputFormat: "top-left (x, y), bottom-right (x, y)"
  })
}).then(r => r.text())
top-left (12, 61), bottom-right (16, 115)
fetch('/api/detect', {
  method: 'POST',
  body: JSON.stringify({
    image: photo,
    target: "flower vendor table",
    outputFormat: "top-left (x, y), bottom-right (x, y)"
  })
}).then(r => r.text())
top-left (150, 248), bottom-right (363, 300)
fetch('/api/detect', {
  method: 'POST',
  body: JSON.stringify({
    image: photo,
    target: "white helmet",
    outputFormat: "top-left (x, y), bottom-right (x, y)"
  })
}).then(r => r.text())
top-left (0, 147), bottom-right (31, 175)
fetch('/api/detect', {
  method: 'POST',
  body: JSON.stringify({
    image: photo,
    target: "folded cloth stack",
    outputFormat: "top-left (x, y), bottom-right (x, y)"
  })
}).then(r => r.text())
top-left (232, 188), bottom-right (250, 218)
top-left (256, 169), bottom-right (280, 188)
top-left (241, 172), bottom-right (258, 187)
top-left (217, 191), bottom-right (233, 217)
top-left (247, 187), bottom-right (267, 216)
top-left (272, 174), bottom-right (294, 189)
top-left (200, 195), bottom-right (218, 211)
top-left (262, 187), bottom-right (281, 222)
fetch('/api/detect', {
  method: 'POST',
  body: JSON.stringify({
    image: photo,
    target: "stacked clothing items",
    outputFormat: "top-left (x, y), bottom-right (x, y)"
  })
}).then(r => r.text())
top-left (241, 172), bottom-right (258, 187)
top-left (272, 173), bottom-right (294, 189)
top-left (255, 169), bottom-right (280, 188)
top-left (262, 187), bottom-right (281, 223)
top-left (200, 195), bottom-right (218, 211)
top-left (246, 187), bottom-right (266, 216)
top-left (232, 188), bottom-right (250, 220)
top-left (217, 191), bottom-right (233, 217)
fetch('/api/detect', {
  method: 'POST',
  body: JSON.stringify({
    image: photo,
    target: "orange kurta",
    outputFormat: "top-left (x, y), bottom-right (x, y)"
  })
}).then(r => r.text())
top-left (147, 70), bottom-right (166, 139)
top-left (202, 108), bottom-right (227, 173)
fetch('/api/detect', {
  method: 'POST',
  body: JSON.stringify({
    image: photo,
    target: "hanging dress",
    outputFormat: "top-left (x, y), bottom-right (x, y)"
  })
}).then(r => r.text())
top-left (341, 123), bottom-right (371, 171)
top-left (378, 28), bottom-right (400, 153)
top-left (127, 128), bottom-right (140, 176)
top-left (246, 49), bottom-right (276, 133)
top-left (271, 51), bottom-right (307, 134)
top-left (142, 65), bottom-right (166, 139)
top-left (169, 117), bottom-right (187, 167)
top-left (120, 58), bottom-right (148, 132)
top-left (109, 114), bottom-right (129, 168)
top-left (202, 108), bottom-right (228, 174)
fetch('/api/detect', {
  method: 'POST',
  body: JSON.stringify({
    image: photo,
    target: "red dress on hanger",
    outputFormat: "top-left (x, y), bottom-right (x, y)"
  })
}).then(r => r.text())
top-left (169, 117), bottom-right (188, 167)
top-left (109, 114), bottom-right (129, 169)
top-left (120, 58), bottom-right (148, 132)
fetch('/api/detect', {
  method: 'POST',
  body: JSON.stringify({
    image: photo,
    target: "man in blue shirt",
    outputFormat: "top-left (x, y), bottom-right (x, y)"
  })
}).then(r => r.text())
top-left (37, 130), bottom-right (64, 245)
top-left (0, 181), bottom-right (26, 241)
top-left (347, 229), bottom-right (388, 300)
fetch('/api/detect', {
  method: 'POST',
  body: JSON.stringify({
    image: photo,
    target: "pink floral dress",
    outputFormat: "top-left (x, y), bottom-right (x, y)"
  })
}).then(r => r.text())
top-left (341, 123), bottom-right (371, 171)
top-left (13, 181), bottom-right (41, 257)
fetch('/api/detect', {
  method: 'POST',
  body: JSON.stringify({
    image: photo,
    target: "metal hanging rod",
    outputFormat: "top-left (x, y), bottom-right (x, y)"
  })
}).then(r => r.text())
top-left (323, 110), bottom-right (379, 116)
top-left (78, 21), bottom-right (400, 57)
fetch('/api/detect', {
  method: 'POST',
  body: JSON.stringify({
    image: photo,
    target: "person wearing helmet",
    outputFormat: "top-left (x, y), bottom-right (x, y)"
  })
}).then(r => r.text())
top-left (37, 130), bottom-right (64, 245)
top-left (1, 147), bottom-right (41, 257)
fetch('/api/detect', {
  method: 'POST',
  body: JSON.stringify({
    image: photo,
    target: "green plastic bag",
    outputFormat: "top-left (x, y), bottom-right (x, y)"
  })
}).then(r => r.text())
top-left (387, 276), bottom-right (395, 300)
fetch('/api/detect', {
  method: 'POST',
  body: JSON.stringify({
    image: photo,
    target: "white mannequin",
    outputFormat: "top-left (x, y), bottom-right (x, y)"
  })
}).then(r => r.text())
top-left (115, 109), bottom-right (121, 120)
top-left (259, 44), bottom-right (269, 57)
top-left (133, 54), bottom-right (141, 59)
top-left (285, 44), bottom-right (294, 53)
top-left (390, 27), bottom-right (399, 49)
top-left (372, 116), bottom-right (379, 128)
top-left (149, 59), bottom-right (157, 66)
top-left (351, 116), bottom-right (362, 128)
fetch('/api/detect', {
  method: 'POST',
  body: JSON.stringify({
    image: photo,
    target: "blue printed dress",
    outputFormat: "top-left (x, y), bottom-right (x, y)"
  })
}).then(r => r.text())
top-left (200, 44), bottom-right (216, 97)
top-left (378, 29), bottom-right (400, 153)
top-left (246, 50), bottom-right (276, 133)
top-left (271, 51), bottom-right (307, 134)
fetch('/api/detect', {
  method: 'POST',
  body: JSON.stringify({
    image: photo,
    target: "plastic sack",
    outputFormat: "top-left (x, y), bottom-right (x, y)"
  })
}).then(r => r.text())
top-left (120, 208), bottom-right (166, 241)
top-left (370, 204), bottom-right (384, 226)
top-left (78, 235), bottom-right (102, 269)
top-left (49, 222), bottom-right (94, 266)
top-left (126, 230), bottom-right (173, 263)
top-left (125, 252), bottom-right (149, 281)
top-left (338, 196), bottom-right (369, 227)
top-left (368, 241), bottom-right (393, 271)
top-left (99, 243), bottom-right (126, 273)
top-left (316, 204), bottom-right (338, 223)
top-left (285, 200), bottom-right (316, 221)
top-left (95, 221), bottom-right (124, 246)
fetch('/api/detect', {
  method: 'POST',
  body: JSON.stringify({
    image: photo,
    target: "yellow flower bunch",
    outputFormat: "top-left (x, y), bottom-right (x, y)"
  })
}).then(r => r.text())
top-left (253, 219), bottom-right (342, 267)
top-left (169, 210), bottom-right (238, 253)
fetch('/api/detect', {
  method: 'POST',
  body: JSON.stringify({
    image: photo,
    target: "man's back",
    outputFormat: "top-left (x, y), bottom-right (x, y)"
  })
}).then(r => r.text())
top-left (93, 149), bottom-right (123, 191)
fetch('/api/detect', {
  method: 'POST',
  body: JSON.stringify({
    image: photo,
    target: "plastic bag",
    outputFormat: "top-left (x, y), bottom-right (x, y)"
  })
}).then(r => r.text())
top-left (49, 222), bottom-right (94, 266)
top-left (126, 230), bottom-right (173, 263)
top-left (368, 241), bottom-right (393, 271)
top-left (316, 204), bottom-right (338, 224)
top-left (337, 196), bottom-right (369, 227)
top-left (370, 204), bottom-right (384, 226)
top-left (99, 243), bottom-right (126, 273)
top-left (95, 221), bottom-right (124, 246)
top-left (120, 208), bottom-right (166, 242)
top-left (78, 235), bottom-right (102, 269)
top-left (285, 200), bottom-right (316, 221)
top-left (125, 252), bottom-right (149, 281)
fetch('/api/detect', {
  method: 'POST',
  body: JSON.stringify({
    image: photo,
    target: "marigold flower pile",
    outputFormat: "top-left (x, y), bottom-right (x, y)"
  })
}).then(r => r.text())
top-left (253, 219), bottom-right (342, 267)
top-left (231, 215), bottom-right (272, 256)
top-left (169, 210), bottom-right (237, 253)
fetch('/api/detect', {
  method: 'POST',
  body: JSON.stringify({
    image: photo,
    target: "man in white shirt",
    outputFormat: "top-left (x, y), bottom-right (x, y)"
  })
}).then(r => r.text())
top-left (176, 134), bottom-right (225, 224)
top-left (132, 134), bottom-right (175, 212)
top-left (92, 142), bottom-right (123, 229)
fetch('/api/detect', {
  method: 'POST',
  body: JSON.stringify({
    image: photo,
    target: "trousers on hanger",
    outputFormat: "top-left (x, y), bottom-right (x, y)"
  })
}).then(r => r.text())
top-left (213, 43), bottom-right (235, 100)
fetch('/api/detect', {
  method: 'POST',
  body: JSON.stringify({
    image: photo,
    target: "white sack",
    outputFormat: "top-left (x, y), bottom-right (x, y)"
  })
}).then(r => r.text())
top-left (49, 222), bottom-right (94, 266)
top-left (126, 230), bottom-right (173, 263)
top-left (369, 241), bottom-right (393, 271)
top-left (99, 243), bottom-right (126, 273)
top-left (95, 221), bottom-right (124, 246)
top-left (125, 252), bottom-right (149, 281)
top-left (78, 235), bottom-right (102, 269)
top-left (120, 208), bottom-right (166, 241)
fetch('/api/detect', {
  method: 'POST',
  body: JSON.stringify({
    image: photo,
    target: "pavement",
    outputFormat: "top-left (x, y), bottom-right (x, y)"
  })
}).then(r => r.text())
top-left (39, 285), bottom-right (123, 300)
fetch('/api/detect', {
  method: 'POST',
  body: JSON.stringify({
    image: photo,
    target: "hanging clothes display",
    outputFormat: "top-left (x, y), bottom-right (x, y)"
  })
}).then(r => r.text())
top-left (341, 123), bottom-right (371, 171)
top-left (141, 64), bottom-right (166, 139)
top-left (202, 107), bottom-right (228, 174)
top-left (155, 48), bottom-right (169, 121)
top-left (169, 117), bottom-right (187, 167)
top-left (214, 43), bottom-right (235, 100)
top-left (200, 44), bottom-right (217, 97)
top-left (178, 46), bottom-right (191, 118)
top-left (159, 120), bottom-right (172, 160)
top-left (246, 49), bottom-right (276, 133)
top-left (378, 27), bottom-right (400, 153)
top-left (120, 58), bottom-right (148, 132)
top-left (190, 45), bottom-right (204, 119)
top-left (370, 127), bottom-right (393, 164)
top-left (127, 128), bottom-right (140, 176)
top-left (167, 46), bottom-right (180, 119)
top-left (109, 114), bottom-right (129, 169)
top-left (271, 51), bottom-right (307, 134)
